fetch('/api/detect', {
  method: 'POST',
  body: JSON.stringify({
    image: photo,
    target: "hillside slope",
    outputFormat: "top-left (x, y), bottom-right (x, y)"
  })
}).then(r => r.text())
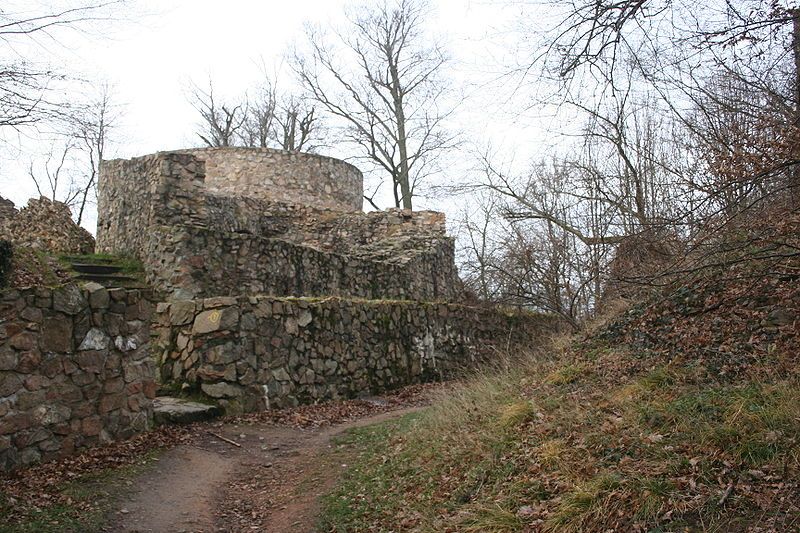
top-left (318, 209), bottom-right (800, 532)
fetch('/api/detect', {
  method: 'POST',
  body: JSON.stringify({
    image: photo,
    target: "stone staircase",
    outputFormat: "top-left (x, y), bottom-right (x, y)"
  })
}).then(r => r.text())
top-left (65, 255), bottom-right (222, 426)
top-left (62, 256), bottom-right (143, 288)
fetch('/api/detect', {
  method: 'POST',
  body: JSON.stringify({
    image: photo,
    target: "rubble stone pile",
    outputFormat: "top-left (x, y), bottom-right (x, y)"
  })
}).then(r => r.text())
top-left (0, 197), bottom-right (95, 254)
top-left (0, 195), bottom-right (17, 223)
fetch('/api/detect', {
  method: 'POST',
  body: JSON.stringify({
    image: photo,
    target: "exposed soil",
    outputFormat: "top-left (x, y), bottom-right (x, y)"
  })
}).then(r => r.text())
top-left (107, 406), bottom-right (425, 533)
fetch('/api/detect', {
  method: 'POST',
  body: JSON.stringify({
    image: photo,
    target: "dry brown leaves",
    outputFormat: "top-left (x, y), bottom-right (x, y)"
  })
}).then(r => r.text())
top-left (0, 383), bottom-right (442, 528)
top-left (230, 382), bottom-right (442, 429)
top-left (0, 424), bottom-right (197, 521)
top-left (606, 206), bottom-right (800, 378)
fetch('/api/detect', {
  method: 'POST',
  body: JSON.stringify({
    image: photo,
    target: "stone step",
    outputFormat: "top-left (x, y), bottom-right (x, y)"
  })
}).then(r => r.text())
top-left (71, 262), bottom-right (124, 275)
top-left (153, 397), bottom-right (222, 425)
top-left (61, 255), bottom-right (117, 265)
top-left (72, 272), bottom-right (141, 287)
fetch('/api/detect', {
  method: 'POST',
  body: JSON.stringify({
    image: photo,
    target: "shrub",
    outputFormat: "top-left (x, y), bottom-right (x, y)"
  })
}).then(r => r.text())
top-left (0, 240), bottom-right (12, 288)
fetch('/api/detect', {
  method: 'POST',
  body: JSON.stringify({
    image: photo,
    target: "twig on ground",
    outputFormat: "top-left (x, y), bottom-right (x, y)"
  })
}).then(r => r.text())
top-left (718, 480), bottom-right (735, 506)
top-left (208, 431), bottom-right (241, 448)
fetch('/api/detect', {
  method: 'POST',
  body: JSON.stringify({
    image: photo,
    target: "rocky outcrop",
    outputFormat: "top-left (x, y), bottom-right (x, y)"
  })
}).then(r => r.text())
top-left (0, 197), bottom-right (95, 254)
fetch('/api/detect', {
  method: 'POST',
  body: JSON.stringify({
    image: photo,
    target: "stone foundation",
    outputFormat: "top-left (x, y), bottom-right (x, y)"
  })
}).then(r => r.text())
top-left (153, 296), bottom-right (557, 411)
top-left (0, 284), bottom-right (155, 470)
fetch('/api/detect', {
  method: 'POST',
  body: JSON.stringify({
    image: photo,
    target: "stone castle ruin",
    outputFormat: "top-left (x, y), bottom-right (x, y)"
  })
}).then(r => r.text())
top-left (95, 147), bottom-right (549, 411)
top-left (0, 147), bottom-right (552, 470)
top-left (96, 147), bottom-right (461, 302)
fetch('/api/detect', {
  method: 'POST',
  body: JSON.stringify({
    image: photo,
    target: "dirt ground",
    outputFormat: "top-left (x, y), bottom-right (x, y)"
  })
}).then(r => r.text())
top-left (107, 407), bottom-right (423, 533)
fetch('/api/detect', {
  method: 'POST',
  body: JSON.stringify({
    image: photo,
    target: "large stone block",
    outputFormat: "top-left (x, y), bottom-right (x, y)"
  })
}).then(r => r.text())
top-left (192, 307), bottom-right (239, 334)
top-left (0, 373), bottom-right (23, 396)
top-left (52, 285), bottom-right (86, 315)
top-left (168, 300), bottom-right (196, 325)
top-left (76, 351), bottom-right (106, 374)
top-left (31, 404), bottom-right (71, 425)
top-left (78, 328), bottom-right (110, 351)
top-left (85, 282), bottom-right (110, 309)
top-left (0, 350), bottom-right (17, 372)
top-left (41, 316), bottom-right (73, 352)
top-left (201, 382), bottom-right (243, 398)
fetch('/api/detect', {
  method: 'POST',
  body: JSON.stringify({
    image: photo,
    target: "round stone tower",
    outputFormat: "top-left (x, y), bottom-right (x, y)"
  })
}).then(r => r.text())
top-left (180, 147), bottom-right (363, 211)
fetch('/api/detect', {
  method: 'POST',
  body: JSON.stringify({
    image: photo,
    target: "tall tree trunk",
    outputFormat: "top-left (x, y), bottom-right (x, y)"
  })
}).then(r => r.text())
top-left (389, 58), bottom-right (413, 210)
top-left (395, 120), bottom-right (413, 210)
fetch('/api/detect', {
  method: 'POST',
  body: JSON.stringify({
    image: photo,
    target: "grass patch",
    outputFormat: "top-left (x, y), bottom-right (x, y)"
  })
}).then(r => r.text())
top-left (317, 339), bottom-right (800, 532)
top-left (544, 362), bottom-right (589, 385)
top-left (58, 253), bottom-right (143, 273)
top-left (319, 413), bottom-right (425, 532)
top-left (498, 400), bottom-right (535, 429)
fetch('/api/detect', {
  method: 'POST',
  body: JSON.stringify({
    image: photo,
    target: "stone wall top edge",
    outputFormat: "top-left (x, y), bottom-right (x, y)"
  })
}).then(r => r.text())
top-left (153, 222), bottom-right (453, 263)
top-left (102, 147), bottom-right (361, 176)
top-left (1, 283), bottom-right (151, 299)
top-left (160, 293), bottom-right (555, 319)
top-left (178, 146), bottom-right (362, 175)
top-left (202, 189), bottom-right (447, 220)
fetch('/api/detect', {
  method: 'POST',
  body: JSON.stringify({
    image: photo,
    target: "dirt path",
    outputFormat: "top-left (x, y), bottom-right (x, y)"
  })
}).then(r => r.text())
top-left (109, 407), bottom-right (421, 533)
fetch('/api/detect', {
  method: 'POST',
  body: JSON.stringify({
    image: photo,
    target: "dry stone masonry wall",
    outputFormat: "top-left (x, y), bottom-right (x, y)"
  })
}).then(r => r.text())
top-left (153, 296), bottom-right (556, 411)
top-left (0, 284), bottom-right (155, 470)
top-left (147, 225), bottom-right (459, 300)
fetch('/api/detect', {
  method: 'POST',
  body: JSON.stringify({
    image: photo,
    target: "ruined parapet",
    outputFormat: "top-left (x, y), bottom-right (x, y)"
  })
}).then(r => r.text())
top-left (97, 152), bottom-right (205, 258)
top-left (97, 148), bottom-right (363, 257)
top-left (180, 147), bottom-right (363, 212)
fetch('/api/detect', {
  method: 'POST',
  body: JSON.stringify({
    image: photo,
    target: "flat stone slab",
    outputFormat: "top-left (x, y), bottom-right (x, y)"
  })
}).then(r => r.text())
top-left (153, 396), bottom-right (222, 425)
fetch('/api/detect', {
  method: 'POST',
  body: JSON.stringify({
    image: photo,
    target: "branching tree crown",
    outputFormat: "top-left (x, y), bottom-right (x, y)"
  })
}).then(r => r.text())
top-left (293, 0), bottom-right (457, 210)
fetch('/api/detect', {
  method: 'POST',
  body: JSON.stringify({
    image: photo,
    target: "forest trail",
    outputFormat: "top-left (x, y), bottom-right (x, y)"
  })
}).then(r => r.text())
top-left (109, 407), bottom-right (422, 533)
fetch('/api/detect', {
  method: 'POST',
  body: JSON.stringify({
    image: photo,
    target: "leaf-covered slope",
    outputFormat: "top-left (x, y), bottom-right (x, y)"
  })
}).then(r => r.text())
top-left (318, 209), bottom-right (800, 532)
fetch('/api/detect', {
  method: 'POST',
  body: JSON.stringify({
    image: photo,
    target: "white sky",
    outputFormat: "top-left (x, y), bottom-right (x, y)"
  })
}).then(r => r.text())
top-left (0, 0), bottom-right (558, 233)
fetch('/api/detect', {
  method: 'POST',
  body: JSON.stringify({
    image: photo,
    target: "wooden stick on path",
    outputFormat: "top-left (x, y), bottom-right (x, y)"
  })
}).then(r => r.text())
top-left (208, 430), bottom-right (242, 448)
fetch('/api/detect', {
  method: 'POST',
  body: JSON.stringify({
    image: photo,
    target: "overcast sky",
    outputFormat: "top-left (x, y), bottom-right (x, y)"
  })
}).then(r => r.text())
top-left (1, 0), bottom-right (557, 233)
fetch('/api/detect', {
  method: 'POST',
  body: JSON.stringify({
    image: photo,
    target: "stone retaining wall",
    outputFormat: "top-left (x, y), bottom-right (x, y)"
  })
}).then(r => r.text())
top-left (153, 296), bottom-right (557, 411)
top-left (0, 284), bottom-right (155, 470)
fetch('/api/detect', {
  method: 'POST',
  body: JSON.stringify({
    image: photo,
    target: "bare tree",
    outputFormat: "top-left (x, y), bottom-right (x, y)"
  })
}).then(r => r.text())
top-left (526, 0), bottom-right (800, 200)
top-left (25, 85), bottom-right (117, 225)
top-left (457, 192), bottom-right (502, 301)
top-left (191, 74), bottom-right (323, 152)
top-left (0, 1), bottom-right (128, 135)
top-left (240, 79), bottom-right (276, 149)
top-left (28, 141), bottom-right (77, 204)
top-left (293, 0), bottom-right (457, 210)
top-left (71, 84), bottom-right (116, 225)
top-left (274, 97), bottom-right (318, 152)
top-left (189, 79), bottom-right (247, 148)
